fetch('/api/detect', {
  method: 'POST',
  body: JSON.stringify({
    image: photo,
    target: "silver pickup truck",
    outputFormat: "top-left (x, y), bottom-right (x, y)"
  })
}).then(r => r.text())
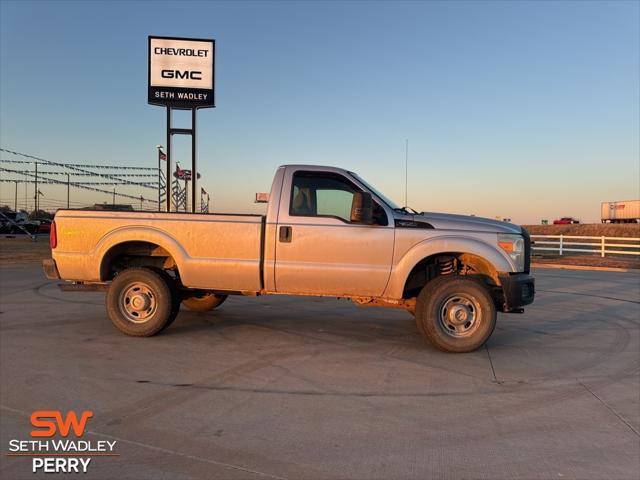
top-left (44, 165), bottom-right (534, 352)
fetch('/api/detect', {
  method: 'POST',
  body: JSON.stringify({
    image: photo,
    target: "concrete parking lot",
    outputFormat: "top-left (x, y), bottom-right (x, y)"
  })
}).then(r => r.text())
top-left (1, 266), bottom-right (638, 479)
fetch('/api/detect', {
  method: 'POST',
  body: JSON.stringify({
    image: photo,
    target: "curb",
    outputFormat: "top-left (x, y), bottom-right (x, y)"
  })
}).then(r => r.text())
top-left (531, 263), bottom-right (638, 273)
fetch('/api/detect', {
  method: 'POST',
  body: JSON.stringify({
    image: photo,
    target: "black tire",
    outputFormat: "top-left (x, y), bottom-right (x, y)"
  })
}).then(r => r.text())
top-left (106, 267), bottom-right (177, 337)
top-left (182, 293), bottom-right (227, 312)
top-left (415, 275), bottom-right (496, 353)
top-left (153, 269), bottom-right (181, 331)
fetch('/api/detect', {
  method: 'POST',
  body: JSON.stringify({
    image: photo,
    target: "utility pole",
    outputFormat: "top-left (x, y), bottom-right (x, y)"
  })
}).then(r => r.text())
top-left (34, 162), bottom-right (38, 214)
top-left (14, 181), bottom-right (18, 212)
top-left (24, 171), bottom-right (27, 212)
top-left (112, 188), bottom-right (116, 206)
top-left (140, 195), bottom-right (143, 211)
top-left (66, 173), bottom-right (70, 209)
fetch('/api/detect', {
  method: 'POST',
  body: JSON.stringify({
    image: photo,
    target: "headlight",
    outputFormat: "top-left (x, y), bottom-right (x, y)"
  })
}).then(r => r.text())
top-left (497, 233), bottom-right (525, 272)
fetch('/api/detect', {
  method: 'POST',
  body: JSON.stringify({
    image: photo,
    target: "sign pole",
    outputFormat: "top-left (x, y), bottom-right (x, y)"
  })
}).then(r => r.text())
top-left (166, 107), bottom-right (172, 212)
top-left (191, 108), bottom-right (197, 213)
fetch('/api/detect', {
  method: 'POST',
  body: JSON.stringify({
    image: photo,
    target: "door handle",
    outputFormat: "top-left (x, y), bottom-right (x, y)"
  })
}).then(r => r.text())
top-left (279, 226), bottom-right (292, 243)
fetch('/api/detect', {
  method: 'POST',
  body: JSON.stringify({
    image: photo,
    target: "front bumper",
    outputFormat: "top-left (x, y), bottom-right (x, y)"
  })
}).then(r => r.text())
top-left (42, 258), bottom-right (60, 280)
top-left (498, 273), bottom-right (535, 312)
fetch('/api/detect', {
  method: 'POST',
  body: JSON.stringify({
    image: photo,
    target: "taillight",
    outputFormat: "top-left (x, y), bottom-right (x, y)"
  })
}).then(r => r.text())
top-left (50, 221), bottom-right (57, 249)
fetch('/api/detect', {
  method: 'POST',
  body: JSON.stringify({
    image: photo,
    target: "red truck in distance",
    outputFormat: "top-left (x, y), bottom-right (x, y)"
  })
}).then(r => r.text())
top-left (553, 217), bottom-right (580, 225)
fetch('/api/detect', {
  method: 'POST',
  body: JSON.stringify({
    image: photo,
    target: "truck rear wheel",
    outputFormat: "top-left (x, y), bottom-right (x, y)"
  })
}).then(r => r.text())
top-left (106, 267), bottom-right (178, 336)
top-left (153, 269), bottom-right (181, 331)
top-left (415, 275), bottom-right (496, 353)
top-left (182, 292), bottom-right (227, 312)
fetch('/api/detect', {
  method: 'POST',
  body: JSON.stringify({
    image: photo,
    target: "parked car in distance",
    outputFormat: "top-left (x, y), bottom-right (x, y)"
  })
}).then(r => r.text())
top-left (37, 219), bottom-right (52, 234)
top-left (0, 211), bottom-right (39, 234)
top-left (553, 217), bottom-right (580, 225)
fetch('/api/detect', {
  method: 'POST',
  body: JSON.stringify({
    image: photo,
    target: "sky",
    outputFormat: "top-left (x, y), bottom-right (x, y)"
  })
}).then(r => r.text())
top-left (0, 0), bottom-right (638, 223)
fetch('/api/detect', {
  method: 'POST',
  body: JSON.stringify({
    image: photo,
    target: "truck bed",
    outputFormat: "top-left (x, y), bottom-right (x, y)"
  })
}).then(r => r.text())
top-left (52, 210), bottom-right (265, 292)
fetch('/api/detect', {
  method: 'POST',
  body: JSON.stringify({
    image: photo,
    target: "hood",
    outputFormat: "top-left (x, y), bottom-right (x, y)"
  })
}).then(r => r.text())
top-left (402, 211), bottom-right (522, 235)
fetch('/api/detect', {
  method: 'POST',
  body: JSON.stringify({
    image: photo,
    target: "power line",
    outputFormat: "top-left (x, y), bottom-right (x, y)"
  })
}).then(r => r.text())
top-left (0, 148), bottom-right (160, 187)
top-left (0, 167), bottom-right (158, 189)
top-left (0, 164), bottom-right (158, 177)
top-left (1, 178), bottom-right (158, 187)
top-left (0, 152), bottom-right (158, 170)
top-left (0, 168), bottom-right (156, 203)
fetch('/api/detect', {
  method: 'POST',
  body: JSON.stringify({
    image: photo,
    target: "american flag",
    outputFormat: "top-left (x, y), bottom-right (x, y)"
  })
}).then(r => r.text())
top-left (158, 150), bottom-right (167, 161)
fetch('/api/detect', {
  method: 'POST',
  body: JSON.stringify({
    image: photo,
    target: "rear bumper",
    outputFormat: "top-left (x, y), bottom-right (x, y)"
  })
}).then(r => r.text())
top-left (42, 258), bottom-right (60, 280)
top-left (499, 273), bottom-right (535, 312)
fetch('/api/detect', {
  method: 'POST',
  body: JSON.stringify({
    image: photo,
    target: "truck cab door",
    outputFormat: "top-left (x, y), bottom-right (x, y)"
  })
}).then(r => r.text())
top-left (274, 168), bottom-right (394, 297)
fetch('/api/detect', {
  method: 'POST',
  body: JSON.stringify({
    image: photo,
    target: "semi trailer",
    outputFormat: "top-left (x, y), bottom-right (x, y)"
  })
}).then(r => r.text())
top-left (601, 200), bottom-right (640, 223)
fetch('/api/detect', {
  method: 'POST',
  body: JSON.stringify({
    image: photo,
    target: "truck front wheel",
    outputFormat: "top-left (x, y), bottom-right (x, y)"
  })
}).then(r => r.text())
top-left (182, 292), bottom-right (227, 312)
top-left (415, 276), bottom-right (496, 353)
top-left (106, 267), bottom-right (178, 336)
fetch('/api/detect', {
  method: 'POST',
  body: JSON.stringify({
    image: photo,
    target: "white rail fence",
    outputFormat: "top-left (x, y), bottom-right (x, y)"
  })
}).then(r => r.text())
top-left (531, 235), bottom-right (640, 257)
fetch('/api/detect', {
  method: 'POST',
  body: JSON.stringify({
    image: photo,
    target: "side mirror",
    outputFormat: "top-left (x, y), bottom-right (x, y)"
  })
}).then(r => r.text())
top-left (350, 191), bottom-right (374, 224)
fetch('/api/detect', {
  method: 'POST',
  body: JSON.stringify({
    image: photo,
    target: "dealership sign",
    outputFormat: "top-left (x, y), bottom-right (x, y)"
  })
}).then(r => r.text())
top-left (148, 36), bottom-right (215, 108)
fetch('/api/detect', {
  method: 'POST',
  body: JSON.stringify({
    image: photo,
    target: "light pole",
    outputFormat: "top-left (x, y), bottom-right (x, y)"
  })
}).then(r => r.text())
top-left (184, 174), bottom-right (188, 212)
top-left (37, 190), bottom-right (44, 214)
top-left (34, 162), bottom-right (38, 214)
top-left (156, 145), bottom-right (164, 212)
top-left (66, 173), bottom-right (70, 209)
top-left (173, 161), bottom-right (182, 212)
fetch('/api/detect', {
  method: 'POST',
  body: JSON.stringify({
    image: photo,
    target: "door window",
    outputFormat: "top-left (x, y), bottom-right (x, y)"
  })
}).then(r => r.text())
top-left (289, 171), bottom-right (388, 225)
top-left (290, 172), bottom-right (356, 222)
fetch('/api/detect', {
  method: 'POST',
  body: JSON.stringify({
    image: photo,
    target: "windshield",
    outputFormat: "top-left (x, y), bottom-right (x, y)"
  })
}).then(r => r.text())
top-left (350, 172), bottom-right (400, 210)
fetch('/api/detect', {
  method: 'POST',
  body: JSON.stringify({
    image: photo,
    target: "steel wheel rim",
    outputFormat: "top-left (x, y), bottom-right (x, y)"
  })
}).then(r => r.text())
top-left (439, 293), bottom-right (481, 338)
top-left (119, 282), bottom-right (157, 324)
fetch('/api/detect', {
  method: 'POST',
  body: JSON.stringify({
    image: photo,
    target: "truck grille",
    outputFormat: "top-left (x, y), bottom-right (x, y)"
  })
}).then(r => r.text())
top-left (522, 227), bottom-right (531, 274)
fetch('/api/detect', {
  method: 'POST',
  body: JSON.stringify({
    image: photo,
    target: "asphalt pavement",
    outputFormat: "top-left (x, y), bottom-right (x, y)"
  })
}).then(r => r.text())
top-left (0, 265), bottom-right (638, 479)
